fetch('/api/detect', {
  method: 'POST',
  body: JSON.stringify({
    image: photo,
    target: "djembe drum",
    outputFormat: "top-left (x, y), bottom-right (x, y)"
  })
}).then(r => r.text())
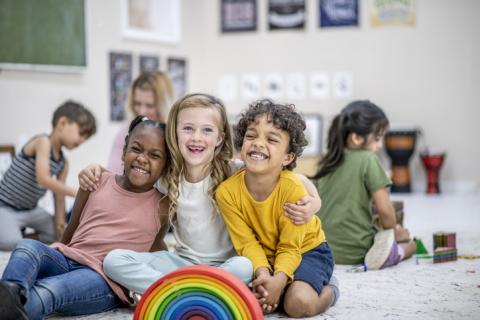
top-left (420, 153), bottom-right (445, 194)
top-left (384, 129), bottom-right (417, 192)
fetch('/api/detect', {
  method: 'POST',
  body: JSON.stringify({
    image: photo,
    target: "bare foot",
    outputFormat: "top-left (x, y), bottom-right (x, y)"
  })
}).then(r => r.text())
top-left (395, 224), bottom-right (411, 243)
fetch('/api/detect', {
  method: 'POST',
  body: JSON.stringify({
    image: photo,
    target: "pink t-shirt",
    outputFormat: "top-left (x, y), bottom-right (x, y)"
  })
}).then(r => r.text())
top-left (51, 172), bottom-right (162, 303)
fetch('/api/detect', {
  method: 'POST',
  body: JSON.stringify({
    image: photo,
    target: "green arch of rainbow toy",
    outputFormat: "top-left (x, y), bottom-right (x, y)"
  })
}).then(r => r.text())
top-left (134, 264), bottom-right (264, 320)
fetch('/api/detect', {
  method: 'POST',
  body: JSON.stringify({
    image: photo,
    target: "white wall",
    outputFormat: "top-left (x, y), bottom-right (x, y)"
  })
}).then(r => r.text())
top-left (1, 0), bottom-right (479, 193)
top-left (192, 0), bottom-right (480, 192)
top-left (0, 0), bottom-right (204, 189)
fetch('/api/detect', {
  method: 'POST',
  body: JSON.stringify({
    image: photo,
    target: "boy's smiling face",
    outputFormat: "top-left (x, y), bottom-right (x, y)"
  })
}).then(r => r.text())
top-left (240, 114), bottom-right (294, 176)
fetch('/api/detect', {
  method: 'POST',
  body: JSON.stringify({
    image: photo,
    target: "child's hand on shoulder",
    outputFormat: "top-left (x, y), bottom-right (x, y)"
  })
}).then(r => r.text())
top-left (283, 194), bottom-right (317, 225)
top-left (78, 164), bottom-right (103, 191)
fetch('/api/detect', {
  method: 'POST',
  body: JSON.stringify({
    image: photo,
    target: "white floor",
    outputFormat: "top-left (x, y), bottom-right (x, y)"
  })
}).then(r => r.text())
top-left (1, 191), bottom-right (479, 319)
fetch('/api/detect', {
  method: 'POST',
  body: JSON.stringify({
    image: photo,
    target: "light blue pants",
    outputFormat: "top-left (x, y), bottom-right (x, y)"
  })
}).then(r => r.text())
top-left (103, 249), bottom-right (253, 294)
top-left (0, 205), bottom-right (55, 251)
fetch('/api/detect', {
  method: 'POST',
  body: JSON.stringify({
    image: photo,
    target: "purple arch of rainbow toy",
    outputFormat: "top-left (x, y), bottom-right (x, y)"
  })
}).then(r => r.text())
top-left (134, 264), bottom-right (264, 320)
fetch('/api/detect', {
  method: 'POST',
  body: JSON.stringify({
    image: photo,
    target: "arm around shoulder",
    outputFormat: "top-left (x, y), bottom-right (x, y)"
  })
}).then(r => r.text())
top-left (281, 174), bottom-right (321, 225)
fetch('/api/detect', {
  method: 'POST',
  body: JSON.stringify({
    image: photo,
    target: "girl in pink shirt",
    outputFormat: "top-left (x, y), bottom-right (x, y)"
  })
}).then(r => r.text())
top-left (0, 116), bottom-right (169, 320)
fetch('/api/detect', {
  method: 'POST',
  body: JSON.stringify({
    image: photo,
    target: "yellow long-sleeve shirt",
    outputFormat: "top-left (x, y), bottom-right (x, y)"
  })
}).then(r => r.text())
top-left (215, 169), bottom-right (326, 280)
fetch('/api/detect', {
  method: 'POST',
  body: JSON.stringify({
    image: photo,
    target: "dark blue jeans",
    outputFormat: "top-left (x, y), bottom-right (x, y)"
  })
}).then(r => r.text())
top-left (1, 239), bottom-right (120, 320)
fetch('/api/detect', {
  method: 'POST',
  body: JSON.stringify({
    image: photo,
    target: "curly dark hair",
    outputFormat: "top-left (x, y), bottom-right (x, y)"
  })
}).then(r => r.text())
top-left (234, 99), bottom-right (307, 170)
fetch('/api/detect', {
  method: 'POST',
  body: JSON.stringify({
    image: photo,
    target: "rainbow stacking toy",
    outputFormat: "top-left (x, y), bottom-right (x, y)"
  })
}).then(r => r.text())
top-left (134, 265), bottom-right (264, 320)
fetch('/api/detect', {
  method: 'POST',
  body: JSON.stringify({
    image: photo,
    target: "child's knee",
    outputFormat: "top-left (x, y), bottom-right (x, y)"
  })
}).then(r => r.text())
top-left (103, 249), bottom-right (131, 276)
top-left (0, 237), bottom-right (22, 251)
top-left (13, 239), bottom-right (43, 254)
top-left (0, 228), bottom-right (25, 251)
top-left (283, 283), bottom-right (320, 317)
top-left (284, 290), bottom-right (314, 317)
top-left (239, 257), bottom-right (253, 284)
top-left (233, 256), bottom-right (253, 284)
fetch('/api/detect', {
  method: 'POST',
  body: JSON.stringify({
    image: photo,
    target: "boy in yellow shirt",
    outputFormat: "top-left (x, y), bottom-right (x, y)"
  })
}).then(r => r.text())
top-left (216, 99), bottom-right (338, 317)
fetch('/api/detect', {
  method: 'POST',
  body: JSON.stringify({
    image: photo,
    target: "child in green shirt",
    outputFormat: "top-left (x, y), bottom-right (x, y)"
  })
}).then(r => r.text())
top-left (309, 100), bottom-right (416, 269)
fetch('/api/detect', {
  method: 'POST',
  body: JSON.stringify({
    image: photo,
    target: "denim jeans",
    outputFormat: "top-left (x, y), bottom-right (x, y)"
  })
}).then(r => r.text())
top-left (1, 239), bottom-right (120, 320)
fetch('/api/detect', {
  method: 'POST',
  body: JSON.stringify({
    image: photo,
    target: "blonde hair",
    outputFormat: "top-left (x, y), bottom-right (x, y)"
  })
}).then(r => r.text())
top-left (127, 71), bottom-right (175, 122)
top-left (164, 93), bottom-right (233, 222)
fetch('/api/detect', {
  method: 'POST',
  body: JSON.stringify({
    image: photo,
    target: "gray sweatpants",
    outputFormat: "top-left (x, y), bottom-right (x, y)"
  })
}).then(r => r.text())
top-left (0, 205), bottom-right (55, 251)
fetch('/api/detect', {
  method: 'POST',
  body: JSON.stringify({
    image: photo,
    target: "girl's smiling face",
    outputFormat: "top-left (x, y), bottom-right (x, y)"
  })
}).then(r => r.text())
top-left (176, 107), bottom-right (224, 181)
top-left (121, 126), bottom-right (167, 192)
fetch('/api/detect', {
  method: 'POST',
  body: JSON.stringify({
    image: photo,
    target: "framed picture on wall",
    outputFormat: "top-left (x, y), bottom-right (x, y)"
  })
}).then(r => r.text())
top-left (121, 0), bottom-right (180, 43)
top-left (168, 57), bottom-right (187, 97)
top-left (319, 0), bottom-right (358, 28)
top-left (221, 0), bottom-right (257, 32)
top-left (109, 52), bottom-right (132, 121)
top-left (371, 0), bottom-right (416, 27)
top-left (302, 114), bottom-right (323, 157)
top-left (139, 55), bottom-right (160, 73)
top-left (268, 0), bottom-right (306, 30)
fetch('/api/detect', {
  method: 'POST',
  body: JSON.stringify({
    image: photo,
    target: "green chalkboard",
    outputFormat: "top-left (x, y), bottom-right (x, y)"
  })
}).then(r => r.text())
top-left (0, 0), bottom-right (86, 70)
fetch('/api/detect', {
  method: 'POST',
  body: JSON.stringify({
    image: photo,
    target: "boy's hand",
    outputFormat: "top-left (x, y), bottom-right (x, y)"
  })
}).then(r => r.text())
top-left (283, 194), bottom-right (317, 225)
top-left (252, 272), bottom-right (287, 313)
top-left (78, 164), bottom-right (103, 191)
top-left (251, 273), bottom-right (277, 313)
top-left (251, 267), bottom-right (271, 304)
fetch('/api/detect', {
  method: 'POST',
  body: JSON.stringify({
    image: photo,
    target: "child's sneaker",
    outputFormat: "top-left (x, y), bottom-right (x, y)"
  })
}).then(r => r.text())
top-left (129, 290), bottom-right (142, 306)
top-left (365, 229), bottom-right (395, 270)
top-left (327, 276), bottom-right (340, 307)
top-left (0, 281), bottom-right (28, 320)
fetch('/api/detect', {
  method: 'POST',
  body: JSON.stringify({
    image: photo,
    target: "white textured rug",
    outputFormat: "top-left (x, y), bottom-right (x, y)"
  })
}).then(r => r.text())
top-left (1, 192), bottom-right (479, 319)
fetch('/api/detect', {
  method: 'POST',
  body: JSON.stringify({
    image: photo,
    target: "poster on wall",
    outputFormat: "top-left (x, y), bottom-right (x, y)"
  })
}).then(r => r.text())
top-left (310, 73), bottom-right (330, 99)
top-left (168, 57), bottom-right (187, 97)
top-left (268, 0), bottom-right (306, 30)
top-left (122, 0), bottom-right (180, 43)
top-left (333, 71), bottom-right (353, 98)
top-left (221, 0), bottom-right (257, 32)
top-left (109, 52), bottom-right (132, 121)
top-left (264, 74), bottom-right (284, 99)
top-left (218, 75), bottom-right (238, 102)
top-left (139, 55), bottom-right (160, 73)
top-left (370, 0), bottom-right (416, 27)
top-left (319, 0), bottom-right (358, 28)
top-left (286, 73), bottom-right (307, 100)
top-left (241, 74), bottom-right (261, 100)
